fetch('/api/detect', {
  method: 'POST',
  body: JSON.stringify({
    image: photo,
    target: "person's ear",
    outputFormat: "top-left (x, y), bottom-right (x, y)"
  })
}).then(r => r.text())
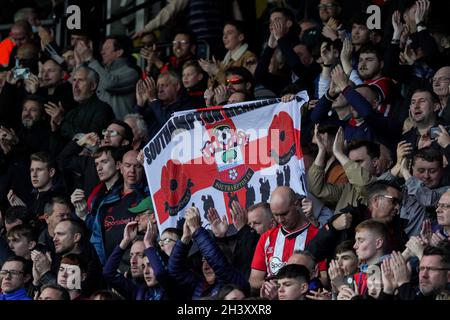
top-left (116, 48), bottom-right (124, 58)
top-left (190, 44), bottom-right (196, 54)
top-left (245, 82), bottom-right (251, 91)
top-left (81, 272), bottom-right (87, 282)
top-left (43, 213), bottom-right (50, 224)
top-left (379, 60), bottom-right (384, 71)
top-left (375, 237), bottom-right (384, 250)
top-left (300, 282), bottom-right (309, 295)
top-left (238, 33), bottom-right (244, 43)
top-left (28, 240), bottom-right (36, 251)
top-left (286, 19), bottom-right (293, 29)
top-left (49, 168), bottom-right (56, 178)
top-left (73, 232), bottom-right (81, 243)
top-left (115, 161), bottom-right (121, 171)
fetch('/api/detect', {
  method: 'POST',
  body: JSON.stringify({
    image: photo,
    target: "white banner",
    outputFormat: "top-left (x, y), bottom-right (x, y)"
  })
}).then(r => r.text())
top-left (143, 96), bottom-right (308, 233)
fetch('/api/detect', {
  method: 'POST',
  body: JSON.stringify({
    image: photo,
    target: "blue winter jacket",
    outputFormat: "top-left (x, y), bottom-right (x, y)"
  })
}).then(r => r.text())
top-left (168, 227), bottom-right (250, 300)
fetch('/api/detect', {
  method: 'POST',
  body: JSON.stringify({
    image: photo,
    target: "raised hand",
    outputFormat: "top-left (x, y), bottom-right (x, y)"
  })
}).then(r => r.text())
top-left (271, 20), bottom-right (288, 40)
top-left (419, 219), bottom-right (432, 243)
top-left (24, 73), bottom-right (40, 94)
top-left (340, 38), bottom-right (353, 74)
top-left (322, 24), bottom-right (338, 41)
top-left (331, 65), bottom-right (349, 92)
top-left (306, 288), bottom-right (332, 300)
top-left (206, 207), bottom-right (228, 238)
top-left (381, 258), bottom-right (396, 294)
top-left (390, 251), bottom-right (411, 287)
top-left (213, 84), bottom-right (230, 105)
top-left (391, 10), bottom-right (403, 40)
top-left (430, 231), bottom-right (447, 247)
top-left (120, 221), bottom-right (139, 249)
top-left (435, 125), bottom-right (450, 148)
top-left (7, 189), bottom-right (26, 207)
top-left (44, 101), bottom-right (64, 132)
top-left (331, 213), bottom-right (352, 231)
top-left (260, 280), bottom-right (278, 300)
top-left (400, 158), bottom-right (412, 180)
top-left (405, 236), bottom-right (426, 260)
top-left (281, 94), bottom-right (295, 103)
top-left (74, 39), bottom-right (93, 63)
top-left (70, 189), bottom-right (87, 219)
top-left (231, 200), bottom-right (247, 231)
top-left (337, 283), bottom-right (358, 300)
top-left (132, 29), bottom-right (146, 40)
top-left (181, 216), bottom-right (192, 244)
top-left (314, 124), bottom-right (327, 152)
top-left (302, 198), bottom-right (318, 227)
top-left (185, 207), bottom-right (202, 234)
top-left (328, 259), bottom-right (345, 291)
top-left (320, 42), bottom-right (336, 66)
top-left (198, 57), bottom-right (220, 76)
top-left (414, 0), bottom-right (431, 26)
top-left (144, 220), bottom-right (157, 249)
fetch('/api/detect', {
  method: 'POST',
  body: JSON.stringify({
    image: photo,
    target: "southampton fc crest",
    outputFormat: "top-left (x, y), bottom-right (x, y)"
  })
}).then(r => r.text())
top-left (202, 124), bottom-right (254, 192)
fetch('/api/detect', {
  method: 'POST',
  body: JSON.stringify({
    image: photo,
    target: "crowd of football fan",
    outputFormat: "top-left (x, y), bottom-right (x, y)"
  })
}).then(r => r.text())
top-left (0, 0), bottom-right (449, 300)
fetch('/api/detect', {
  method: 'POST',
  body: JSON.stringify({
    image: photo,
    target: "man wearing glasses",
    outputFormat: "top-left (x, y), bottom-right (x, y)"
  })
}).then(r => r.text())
top-left (391, 245), bottom-right (450, 300)
top-left (317, 0), bottom-right (342, 25)
top-left (59, 119), bottom-right (133, 195)
top-left (0, 256), bottom-right (32, 300)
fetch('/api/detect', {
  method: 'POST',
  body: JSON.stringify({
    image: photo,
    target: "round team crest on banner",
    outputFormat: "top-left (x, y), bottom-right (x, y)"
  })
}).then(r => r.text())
top-left (202, 124), bottom-right (254, 192)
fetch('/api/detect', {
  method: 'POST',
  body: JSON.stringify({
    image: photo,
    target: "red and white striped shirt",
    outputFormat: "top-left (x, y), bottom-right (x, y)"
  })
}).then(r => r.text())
top-left (251, 223), bottom-right (322, 276)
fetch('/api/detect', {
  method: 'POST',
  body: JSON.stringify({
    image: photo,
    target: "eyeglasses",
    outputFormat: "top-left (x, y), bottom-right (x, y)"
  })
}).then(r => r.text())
top-left (435, 202), bottom-right (450, 209)
top-left (431, 77), bottom-right (450, 85)
top-left (377, 194), bottom-right (401, 206)
top-left (172, 40), bottom-right (189, 46)
top-left (318, 3), bottom-right (337, 10)
top-left (158, 238), bottom-right (176, 246)
top-left (102, 129), bottom-right (123, 137)
top-left (0, 270), bottom-right (24, 277)
top-left (418, 266), bottom-right (450, 273)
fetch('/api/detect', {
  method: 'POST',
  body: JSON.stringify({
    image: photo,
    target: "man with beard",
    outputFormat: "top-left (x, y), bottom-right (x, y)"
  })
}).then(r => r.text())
top-left (31, 219), bottom-right (103, 296)
top-left (23, 59), bottom-right (76, 113)
top-left (402, 88), bottom-right (441, 152)
top-left (2, 95), bottom-right (61, 158)
top-left (356, 44), bottom-right (398, 118)
top-left (46, 66), bottom-right (114, 142)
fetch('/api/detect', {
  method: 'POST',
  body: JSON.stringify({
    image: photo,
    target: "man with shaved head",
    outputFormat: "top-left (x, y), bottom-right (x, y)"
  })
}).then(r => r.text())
top-left (249, 186), bottom-right (321, 291)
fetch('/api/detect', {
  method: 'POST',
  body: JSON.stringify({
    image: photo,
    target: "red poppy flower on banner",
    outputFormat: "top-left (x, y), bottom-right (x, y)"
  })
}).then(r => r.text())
top-left (267, 111), bottom-right (296, 165)
top-left (160, 160), bottom-right (193, 215)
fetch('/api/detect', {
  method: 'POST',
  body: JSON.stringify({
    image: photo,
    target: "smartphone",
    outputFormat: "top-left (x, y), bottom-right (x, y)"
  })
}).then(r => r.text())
top-left (430, 126), bottom-right (450, 139)
top-left (13, 67), bottom-right (30, 80)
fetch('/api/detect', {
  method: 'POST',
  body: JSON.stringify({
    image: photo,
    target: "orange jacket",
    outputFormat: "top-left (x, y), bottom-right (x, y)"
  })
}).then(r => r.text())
top-left (0, 38), bottom-right (15, 66)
